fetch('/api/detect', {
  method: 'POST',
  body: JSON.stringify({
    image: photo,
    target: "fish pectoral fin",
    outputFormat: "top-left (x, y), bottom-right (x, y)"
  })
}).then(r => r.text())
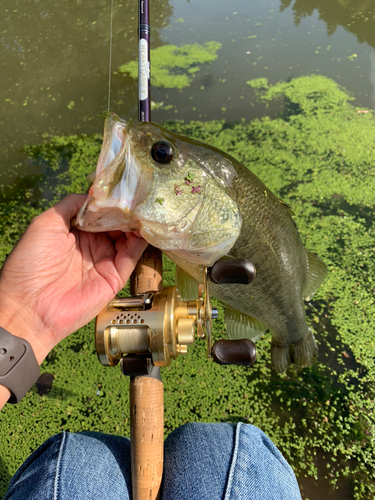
top-left (303, 249), bottom-right (328, 301)
top-left (224, 307), bottom-right (267, 341)
top-left (271, 328), bottom-right (318, 374)
top-left (176, 266), bottom-right (199, 301)
top-left (86, 171), bottom-right (96, 182)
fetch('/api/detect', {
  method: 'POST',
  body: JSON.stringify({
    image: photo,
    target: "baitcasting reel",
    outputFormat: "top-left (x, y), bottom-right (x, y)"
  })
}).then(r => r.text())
top-left (96, 266), bottom-right (214, 368)
top-left (95, 252), bottom-right (257, 375)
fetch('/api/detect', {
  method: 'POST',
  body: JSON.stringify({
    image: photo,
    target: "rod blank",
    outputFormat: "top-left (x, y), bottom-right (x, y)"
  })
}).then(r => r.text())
top-left (138, 0), bottom-right (151, 122)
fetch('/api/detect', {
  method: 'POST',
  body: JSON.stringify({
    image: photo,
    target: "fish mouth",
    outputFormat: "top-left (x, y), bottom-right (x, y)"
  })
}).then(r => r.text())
top-left (75, 114), bottom-right (150, 232)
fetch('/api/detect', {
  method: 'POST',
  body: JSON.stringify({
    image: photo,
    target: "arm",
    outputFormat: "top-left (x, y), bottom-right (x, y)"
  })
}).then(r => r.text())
top-left (0, 194), bottom-right (148, 410)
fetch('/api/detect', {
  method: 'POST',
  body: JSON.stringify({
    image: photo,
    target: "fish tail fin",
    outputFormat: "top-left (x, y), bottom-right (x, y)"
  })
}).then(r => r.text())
top-left (271, 328), bottom-right (318, 373)
top-left (293, 328), bottom-right (318, 368)
top-left (271, 343), bottom-right (291, 374)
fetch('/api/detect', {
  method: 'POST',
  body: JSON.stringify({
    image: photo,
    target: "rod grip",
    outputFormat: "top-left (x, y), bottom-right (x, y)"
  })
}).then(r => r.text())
top-left (130, 375), bottom-right (164, 500)
top-left (130, 245), bottom-right (163, 295)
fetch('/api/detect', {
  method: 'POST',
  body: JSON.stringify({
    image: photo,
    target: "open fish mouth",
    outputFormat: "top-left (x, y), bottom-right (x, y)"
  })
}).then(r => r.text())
top-left (75, 114), bottom-right (149, 232)
top-left (74, 113), bottom-right (242, 266)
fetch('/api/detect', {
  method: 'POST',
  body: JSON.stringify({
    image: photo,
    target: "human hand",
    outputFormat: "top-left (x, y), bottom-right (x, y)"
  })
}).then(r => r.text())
top-left (0, 194), bottom-right (148, 364)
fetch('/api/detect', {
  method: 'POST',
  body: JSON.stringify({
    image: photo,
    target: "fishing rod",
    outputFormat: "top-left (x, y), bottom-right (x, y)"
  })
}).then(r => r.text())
top-left (138, 0), bottom-right (151, 122)
top-left (94, 3), bottom-right (257, 499)
top-left (130, 2), bottom-right (164, 499)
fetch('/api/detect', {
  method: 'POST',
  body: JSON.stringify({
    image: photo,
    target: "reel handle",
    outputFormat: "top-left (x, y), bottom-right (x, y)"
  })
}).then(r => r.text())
top-left (212, 339), bottom-right (257, 367)
top-left (207, 260), bottom-right (257, 367)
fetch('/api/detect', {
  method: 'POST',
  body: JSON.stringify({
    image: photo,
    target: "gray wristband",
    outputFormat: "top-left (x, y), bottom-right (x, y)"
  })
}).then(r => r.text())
top-left (0, 327), bottom-right (40, 404)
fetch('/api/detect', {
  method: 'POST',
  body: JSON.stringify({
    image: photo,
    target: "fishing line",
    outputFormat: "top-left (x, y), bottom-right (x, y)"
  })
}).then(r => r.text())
top-left (108, 0), bottom-right (114, 111)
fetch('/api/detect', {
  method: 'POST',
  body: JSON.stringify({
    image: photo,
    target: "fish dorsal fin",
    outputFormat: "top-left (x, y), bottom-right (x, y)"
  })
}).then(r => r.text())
top-left (176, 266), bottom-right (199, 300)
top-left (279, 198), bottom-right (295, 217)
top-left (224, 306), bottom-right (267, 341)
top-left (303, 249), bottom-right (328, 301)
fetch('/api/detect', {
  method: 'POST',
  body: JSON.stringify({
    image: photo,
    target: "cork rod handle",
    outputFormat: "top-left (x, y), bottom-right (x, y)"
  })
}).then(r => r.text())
top-left (130, 373), bottom-right (164, 500)
top-left (130, 246), bottom-right (163, 296)
top-left (130, 245), bottom-right (164, 500)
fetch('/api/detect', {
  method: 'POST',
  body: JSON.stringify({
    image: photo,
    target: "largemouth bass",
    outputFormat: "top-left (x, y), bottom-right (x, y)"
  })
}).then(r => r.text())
top-left (75, 113), bottom-right (327, 373)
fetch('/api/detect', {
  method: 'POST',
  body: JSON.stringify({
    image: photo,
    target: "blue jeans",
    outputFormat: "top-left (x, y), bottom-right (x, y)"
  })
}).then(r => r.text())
top-left (4, 423), bottom-right (302, 499)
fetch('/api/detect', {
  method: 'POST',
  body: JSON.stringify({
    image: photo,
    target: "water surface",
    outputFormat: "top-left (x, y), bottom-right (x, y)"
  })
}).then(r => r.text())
top-left (1, 0), bottom-right (375, 180)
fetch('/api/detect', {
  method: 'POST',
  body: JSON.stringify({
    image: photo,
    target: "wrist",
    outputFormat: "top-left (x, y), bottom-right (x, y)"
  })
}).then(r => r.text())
top-left (0, 384), bottom-right (11, 409)
top-left (0, 293), bottom-right (54, 365)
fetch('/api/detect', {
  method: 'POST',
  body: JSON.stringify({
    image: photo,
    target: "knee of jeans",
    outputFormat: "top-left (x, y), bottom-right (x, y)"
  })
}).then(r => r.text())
top-left (3, 432), bottom-right (65, 499)
top-left (237, 424), bottom-right (298, 479)
top-left (5, 432), bottom-right (133, 500)
top-left (9, 431), bottom-right (129, 484)
top-left (170, 422), bottom-right (235, 436)
top-left (165, 422), bottom-right (236, 451)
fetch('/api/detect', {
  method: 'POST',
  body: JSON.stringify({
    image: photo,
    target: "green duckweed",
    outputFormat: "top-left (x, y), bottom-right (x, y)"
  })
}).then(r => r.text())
top-left (0, 75), bottom-right (374, 499)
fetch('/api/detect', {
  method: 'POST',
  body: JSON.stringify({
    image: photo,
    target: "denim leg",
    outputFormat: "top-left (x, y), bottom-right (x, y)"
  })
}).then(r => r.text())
top-left (4, 424), bottom-right (302, 500)
top-left (225, 423), bottom-right (302, 500)
top-left (162, 423), bottom-right (302, 500)
top-left (162, 422), bottom-right (235, 500)
top-left (4, 431), bottom-right (132, 500)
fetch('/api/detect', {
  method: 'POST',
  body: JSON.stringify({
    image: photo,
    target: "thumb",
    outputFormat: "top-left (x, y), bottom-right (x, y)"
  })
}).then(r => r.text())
top-left (33, 194), bottom-right (88, 232)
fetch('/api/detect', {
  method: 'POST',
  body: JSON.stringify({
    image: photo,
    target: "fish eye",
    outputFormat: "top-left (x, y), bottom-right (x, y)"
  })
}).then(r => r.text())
top-left (151, 141), bottom-right (173, 164)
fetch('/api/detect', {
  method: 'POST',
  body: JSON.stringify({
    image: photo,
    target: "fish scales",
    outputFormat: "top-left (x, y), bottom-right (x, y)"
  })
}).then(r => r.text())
top-left (75, 114), bottom-right (327, 373)
top-left (167, 164), bottom-right (310, 353)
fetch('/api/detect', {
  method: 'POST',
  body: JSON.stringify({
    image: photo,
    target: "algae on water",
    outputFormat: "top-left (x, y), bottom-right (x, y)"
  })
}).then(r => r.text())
top-left (247, 74), bottom-right (355, 114)
top-left (1, 75), bottom-right (375, 499)
top-left (118, 41), bottom-right (222, 89)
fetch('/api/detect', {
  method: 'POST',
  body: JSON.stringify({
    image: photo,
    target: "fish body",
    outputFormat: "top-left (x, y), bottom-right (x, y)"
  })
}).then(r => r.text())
top-left (76, 114), bottom-right (327, 372)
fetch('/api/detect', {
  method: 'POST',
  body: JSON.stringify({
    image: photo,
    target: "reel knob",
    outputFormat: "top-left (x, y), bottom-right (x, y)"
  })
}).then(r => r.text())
top-left (208, 259), bottom-right (256, 285)
top-left (212, 339), bottom-right (257, 367)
